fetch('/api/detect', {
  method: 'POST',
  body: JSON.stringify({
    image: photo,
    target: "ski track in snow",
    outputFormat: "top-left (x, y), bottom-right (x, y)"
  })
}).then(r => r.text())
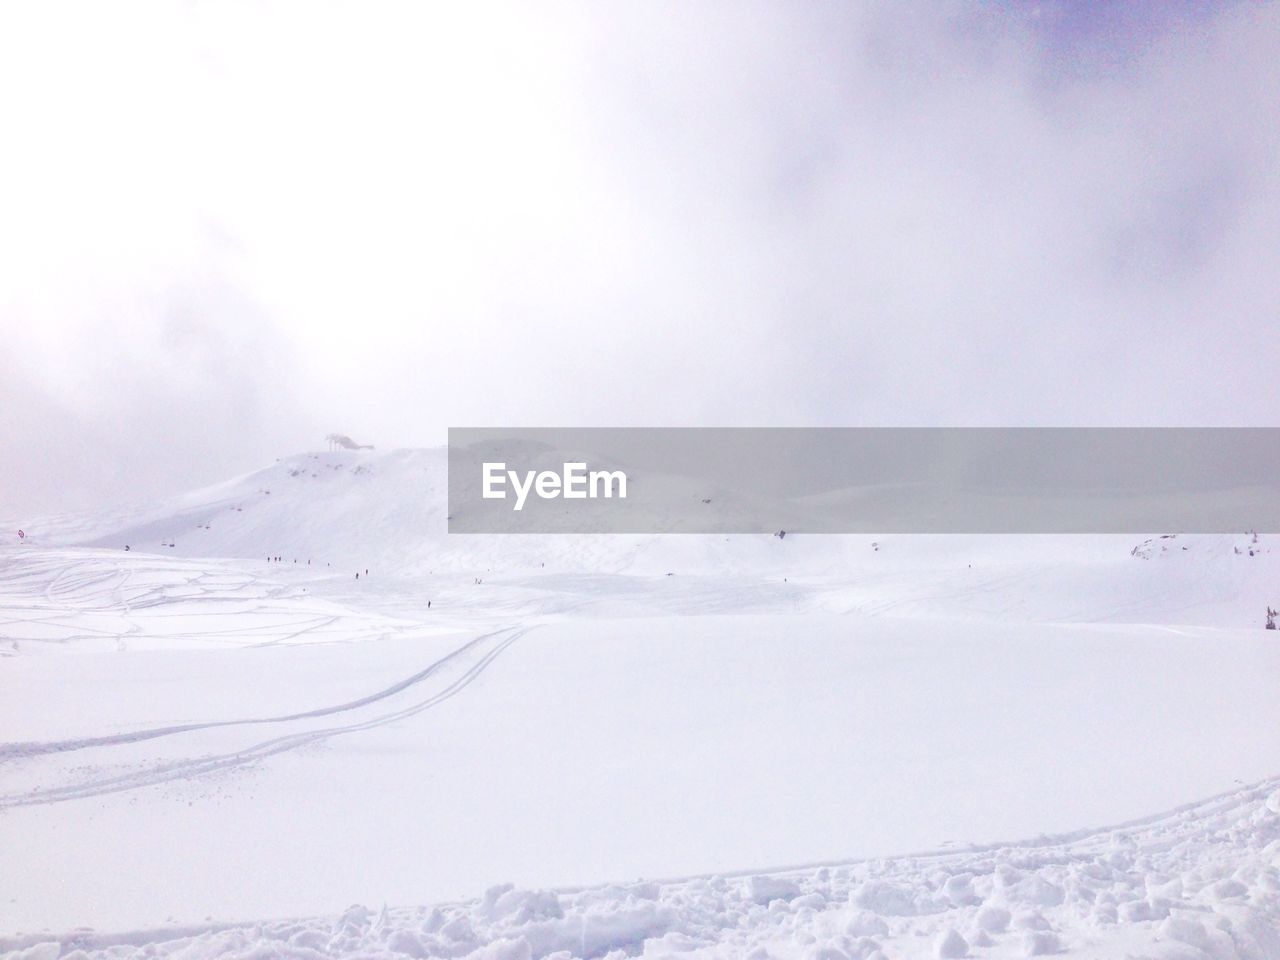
top-left (0, 552), bottom-right (316, 652)
top-left (0, 625), bottom-right (523, 762)
top-left (0, 625), bottom-right (526, 807)
top-left (3, 776), bottom-right (1278, 960)
top-left (4, 453), bottom-right (1280, 959)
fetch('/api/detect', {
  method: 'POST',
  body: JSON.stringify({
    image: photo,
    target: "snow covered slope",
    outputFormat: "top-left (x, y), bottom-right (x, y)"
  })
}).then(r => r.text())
top-left (8, 447), bottom-right (1280, 626)
top-left (2, 449), bottom-right (1279, 959)
top-left (10, 449), bottom-right (452, 568)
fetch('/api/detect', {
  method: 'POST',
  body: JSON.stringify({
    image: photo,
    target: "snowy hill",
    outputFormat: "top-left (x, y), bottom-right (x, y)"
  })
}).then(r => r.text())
top-left (8, 447), bottom-right (1280, 627)
top-left (11, 449), bottom-right (450, 567)
top-left (3, 450), bottom-right (1279, 959)
top-left (9, 447), bottom-right (821, 574)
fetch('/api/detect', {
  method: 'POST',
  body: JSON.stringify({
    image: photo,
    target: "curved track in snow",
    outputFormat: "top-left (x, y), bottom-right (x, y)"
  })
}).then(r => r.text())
top-left (0, 626), bottom-right (522, 760)
top-left (0, 626), bottom-right (526, 808)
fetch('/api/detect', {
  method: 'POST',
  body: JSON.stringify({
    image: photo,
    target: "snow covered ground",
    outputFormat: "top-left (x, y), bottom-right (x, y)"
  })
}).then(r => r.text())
top-left (5, 776), bottom-right (1279, 960)
top-left (2, 449), bottom-right (1279, 959)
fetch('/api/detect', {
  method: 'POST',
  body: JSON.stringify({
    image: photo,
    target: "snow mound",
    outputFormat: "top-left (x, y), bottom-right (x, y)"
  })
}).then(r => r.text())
top-left (5, 777), bottom-right (1278, 960)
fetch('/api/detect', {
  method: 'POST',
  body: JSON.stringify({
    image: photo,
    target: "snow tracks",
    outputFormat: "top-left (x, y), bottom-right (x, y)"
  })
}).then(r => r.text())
top-left (4, 776), bottom-right (1278, 960)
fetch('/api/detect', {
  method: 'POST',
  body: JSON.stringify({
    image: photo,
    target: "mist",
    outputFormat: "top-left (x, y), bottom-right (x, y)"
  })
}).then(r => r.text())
top-left (2, 0), bottom-right (1277, 516)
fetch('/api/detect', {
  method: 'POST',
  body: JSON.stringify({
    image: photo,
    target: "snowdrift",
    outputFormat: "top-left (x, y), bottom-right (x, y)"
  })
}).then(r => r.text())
top-left (3, 448), bottom-right (1279, 959)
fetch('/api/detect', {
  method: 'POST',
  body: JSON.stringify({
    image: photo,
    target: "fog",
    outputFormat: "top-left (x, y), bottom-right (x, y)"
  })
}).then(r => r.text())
top-left (1, 1), bottom-right (1276, 515)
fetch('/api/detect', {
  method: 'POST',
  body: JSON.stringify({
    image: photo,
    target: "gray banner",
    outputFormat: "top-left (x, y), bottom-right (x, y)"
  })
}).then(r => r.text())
top-left (447, 428), bottom-right (1280, 533)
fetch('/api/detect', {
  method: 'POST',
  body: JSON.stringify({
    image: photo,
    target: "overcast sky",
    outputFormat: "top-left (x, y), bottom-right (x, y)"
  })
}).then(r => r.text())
top-left (1, 1), bottom-right (1277, 516)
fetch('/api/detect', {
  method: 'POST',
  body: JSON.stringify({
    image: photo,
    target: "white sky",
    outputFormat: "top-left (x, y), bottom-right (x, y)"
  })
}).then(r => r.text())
top-left (1, 1), bottom-right (1277, 515)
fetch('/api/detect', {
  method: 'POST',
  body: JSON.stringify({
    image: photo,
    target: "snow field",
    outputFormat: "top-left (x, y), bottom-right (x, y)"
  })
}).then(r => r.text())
top-left (3, 778), bottom-right (1277, 959)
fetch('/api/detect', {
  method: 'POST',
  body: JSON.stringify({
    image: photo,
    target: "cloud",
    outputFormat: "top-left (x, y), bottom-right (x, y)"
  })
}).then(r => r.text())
top-left (1, 1), bottom-right (1276, 514)
top-left (0, 258), bottom-right (318, 515)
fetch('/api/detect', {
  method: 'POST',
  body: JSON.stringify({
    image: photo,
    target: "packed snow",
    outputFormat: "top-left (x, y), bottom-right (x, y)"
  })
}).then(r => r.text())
top-left (2, 449), bottom-right (1279, 959)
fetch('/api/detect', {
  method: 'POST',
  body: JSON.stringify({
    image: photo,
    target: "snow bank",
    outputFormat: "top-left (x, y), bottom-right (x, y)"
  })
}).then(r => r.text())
top-left (5, 780), bottom-right (1278, 960)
